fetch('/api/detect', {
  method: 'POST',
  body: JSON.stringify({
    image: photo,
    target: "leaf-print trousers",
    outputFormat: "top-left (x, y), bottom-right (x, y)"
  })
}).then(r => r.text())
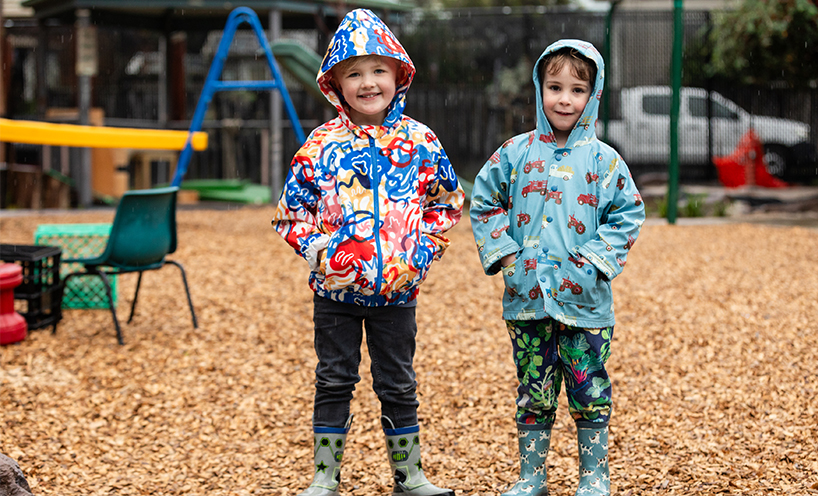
top-left (506, 318), bottom-right (613, 428)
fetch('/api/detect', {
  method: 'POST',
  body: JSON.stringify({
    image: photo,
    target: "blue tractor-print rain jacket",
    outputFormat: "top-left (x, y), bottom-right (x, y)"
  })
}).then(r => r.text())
top-left (470, 39), bottom-right (645, 328)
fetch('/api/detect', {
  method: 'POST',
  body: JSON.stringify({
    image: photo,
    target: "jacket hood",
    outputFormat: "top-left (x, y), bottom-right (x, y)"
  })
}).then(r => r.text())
top-left (317, 9), bottom-right (415, 129)
top-left (533, 39), bottom-right (605, 149)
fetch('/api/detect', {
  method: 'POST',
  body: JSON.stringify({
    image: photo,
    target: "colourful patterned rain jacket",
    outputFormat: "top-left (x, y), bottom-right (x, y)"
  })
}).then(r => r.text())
top-left (470, 39), bottom-right (645, 328)
top-left (272, 9), bottom-right (464, 307)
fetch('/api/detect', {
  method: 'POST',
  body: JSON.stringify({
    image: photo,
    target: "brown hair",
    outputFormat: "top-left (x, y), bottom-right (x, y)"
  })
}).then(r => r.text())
top-left (330, 55), bottom-right (404, 89)
top-left (539, 48), bottom-right (597, 87)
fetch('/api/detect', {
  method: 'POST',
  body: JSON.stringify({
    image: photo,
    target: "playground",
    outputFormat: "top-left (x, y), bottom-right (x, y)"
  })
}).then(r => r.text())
top-left (1, 206), bottom-right (817, 495)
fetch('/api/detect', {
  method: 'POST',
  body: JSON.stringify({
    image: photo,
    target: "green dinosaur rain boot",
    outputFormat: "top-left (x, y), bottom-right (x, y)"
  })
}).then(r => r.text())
top-left (575, 425), bottom-right (610, 496)
top-left (298, 416), bottom-right (353, 496)
top-left (501, 423), bottom-right (551, 496)
top-left (382, 416), bottom-right (455, 496)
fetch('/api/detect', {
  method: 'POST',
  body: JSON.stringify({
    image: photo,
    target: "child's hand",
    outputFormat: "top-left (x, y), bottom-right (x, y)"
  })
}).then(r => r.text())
top-left (318, 249), bottom-right (327, 274)
top-left (500, 254), bottom-right (517, 267)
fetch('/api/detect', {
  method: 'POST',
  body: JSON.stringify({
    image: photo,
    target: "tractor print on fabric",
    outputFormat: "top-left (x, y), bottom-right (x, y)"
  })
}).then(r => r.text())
top-left (517, 213), bottom-right (531, 227)
top-left (523, 258), bottom-right (537, 275)
top-left (577, 194), bottom-right (598, 207)
top-left (568, 214), bottom-right (586, 234)
top-left (529, 284), bottom-right (543, 300)
top-left (545, 186), bottom-right (563, 204)
top-left (521, 180), bottom-right (549, 198)
top-left (623, 234), bottom-right (636, 250)
top-left (478, 207), bottom-right (505, 223)
top-left (559, 277), bottom-right (584, 295)
top-left (491, 225), bottom-right (509, 239)
top-left (585, 172), bottom-right (599, 184)
top-left (523, 159), bottom-right (547, 174)
top-left (568, 255), bottom-right (585, 268)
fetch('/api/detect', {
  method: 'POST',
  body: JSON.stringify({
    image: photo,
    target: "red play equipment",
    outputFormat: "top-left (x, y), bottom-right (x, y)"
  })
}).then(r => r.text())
top-left (713, 130), bottom-right (789, 189)
top-left (0, 263), bottom-right (28, 345)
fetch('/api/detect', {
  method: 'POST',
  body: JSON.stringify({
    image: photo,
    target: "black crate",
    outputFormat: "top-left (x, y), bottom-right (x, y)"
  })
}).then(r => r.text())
top-left (0, 244), bottom-right (63, 332)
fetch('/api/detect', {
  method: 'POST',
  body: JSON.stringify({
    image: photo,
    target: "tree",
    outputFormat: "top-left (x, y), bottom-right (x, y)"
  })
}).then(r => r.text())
top-left (706, 0), bottom-right (818, 87)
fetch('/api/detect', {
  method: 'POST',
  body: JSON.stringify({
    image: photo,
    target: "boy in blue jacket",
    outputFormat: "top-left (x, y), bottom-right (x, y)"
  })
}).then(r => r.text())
top-left (272, 8), bottom-right (462, 496)
top-left (470, 40), bottom-right (645, 496)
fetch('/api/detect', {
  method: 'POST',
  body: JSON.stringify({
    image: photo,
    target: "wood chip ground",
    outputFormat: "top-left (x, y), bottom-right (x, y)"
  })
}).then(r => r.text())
top-left (1, 208), bottom-right (817, 495)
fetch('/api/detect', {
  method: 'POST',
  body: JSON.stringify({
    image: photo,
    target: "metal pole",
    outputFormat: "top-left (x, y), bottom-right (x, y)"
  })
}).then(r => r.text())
top-left (269, 8), bottom-right (283, 204)
top-left (158, 34), bottom-right (168, 125)
top-left (667, 0), bottom-right (683, 224)
top-left (76, 9), bottom-right (93, 208)
top-left (602, 0), bottom-right (621, 142)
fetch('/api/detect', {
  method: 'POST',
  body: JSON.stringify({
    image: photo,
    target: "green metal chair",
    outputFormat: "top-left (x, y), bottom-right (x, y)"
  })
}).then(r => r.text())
top-left (63, 187), bottom-right (197, 344)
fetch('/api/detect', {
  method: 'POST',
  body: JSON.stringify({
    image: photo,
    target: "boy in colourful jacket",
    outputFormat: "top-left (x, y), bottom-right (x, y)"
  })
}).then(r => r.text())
top-left (271, 9), bottom-right (463, 496)
top-left (470, 40), bottom-right (645, 496)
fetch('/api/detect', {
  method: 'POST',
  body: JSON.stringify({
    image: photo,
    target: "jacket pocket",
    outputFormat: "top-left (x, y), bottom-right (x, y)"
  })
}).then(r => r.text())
top-left (502, 256), bottom-right (529, 304)
top-left (552, 258), bottom-right (610, 306)
top-left (322, 233), bottom-right (376, 293)
top-left (379, 233), bottom-right (436, 295)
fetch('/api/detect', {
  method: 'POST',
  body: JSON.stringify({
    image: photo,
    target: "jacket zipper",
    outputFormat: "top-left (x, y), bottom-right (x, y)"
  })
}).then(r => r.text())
top-left (369, 136), bottom-right (384, 295)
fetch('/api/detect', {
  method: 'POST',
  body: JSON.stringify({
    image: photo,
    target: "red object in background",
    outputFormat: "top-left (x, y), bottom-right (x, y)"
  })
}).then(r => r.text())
top-left (713, 130), bottom-right (789, 188)
top-left (0, 263), bottom-right (28, 345)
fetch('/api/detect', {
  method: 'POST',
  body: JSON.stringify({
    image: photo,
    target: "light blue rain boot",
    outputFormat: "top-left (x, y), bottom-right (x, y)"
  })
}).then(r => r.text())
top-left (298, 416), bottom-right (353, 496)
top-left (382, 416), bottom-right (455, 496)
top-left (501, 423), bottom-right (551, 496)
top-left (575, 425), bottom-right (610, 496)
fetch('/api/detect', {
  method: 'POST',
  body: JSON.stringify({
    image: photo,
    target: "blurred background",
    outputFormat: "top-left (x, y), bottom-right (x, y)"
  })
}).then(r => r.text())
top-left (2, 0), bottom-right (816, 209)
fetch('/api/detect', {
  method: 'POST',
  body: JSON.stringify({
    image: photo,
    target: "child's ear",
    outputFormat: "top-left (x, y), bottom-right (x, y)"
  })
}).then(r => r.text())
top-left (397, 63), bottom-right (409, 87)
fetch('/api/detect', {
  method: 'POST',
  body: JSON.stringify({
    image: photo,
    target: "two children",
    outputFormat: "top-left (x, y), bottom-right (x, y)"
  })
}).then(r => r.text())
top-left (470, 40), bottom-right (645, 496)
top-left (272, 9), bottom-right (643, 496)
top-left (271, 9), bottom-right (463, 496)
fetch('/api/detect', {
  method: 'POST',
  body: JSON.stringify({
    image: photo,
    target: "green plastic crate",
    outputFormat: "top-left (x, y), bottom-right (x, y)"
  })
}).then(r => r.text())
top-left (34, 223), bottom-right (117, 309)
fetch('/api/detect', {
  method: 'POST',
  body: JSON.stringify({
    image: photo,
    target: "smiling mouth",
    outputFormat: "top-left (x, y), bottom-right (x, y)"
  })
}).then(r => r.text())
top-left (359, 93), bottom-right (381, 100)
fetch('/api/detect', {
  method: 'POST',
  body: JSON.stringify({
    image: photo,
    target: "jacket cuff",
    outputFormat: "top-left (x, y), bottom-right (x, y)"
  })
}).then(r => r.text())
top-left (576, 246), bottom-right (617, 280)
top-left (485, 241), bottom-right (520, 275)
top-left (304, 236), bottom-right (330, 272)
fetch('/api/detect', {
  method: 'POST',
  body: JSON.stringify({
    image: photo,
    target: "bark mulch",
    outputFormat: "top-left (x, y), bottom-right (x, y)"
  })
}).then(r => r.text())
top-left (1, 208), bottom-right (817, 495)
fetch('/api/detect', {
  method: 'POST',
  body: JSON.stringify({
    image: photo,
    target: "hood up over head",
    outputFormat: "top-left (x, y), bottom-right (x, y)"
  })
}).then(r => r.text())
top-left (317, 9), bottom-right (415, 129)
top-left (533, 39), bottom-right (605, 149)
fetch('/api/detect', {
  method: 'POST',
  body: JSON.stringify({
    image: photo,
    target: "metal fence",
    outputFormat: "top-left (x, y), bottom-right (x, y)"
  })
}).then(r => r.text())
top-left (4, 8), bottom-right (817, 197)
top-left (400, 8), bottom-right (818, 183)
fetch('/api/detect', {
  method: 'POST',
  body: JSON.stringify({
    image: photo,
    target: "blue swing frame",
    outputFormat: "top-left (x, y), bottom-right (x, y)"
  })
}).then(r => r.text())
top-left (171, 7), bottom-right (307, 187)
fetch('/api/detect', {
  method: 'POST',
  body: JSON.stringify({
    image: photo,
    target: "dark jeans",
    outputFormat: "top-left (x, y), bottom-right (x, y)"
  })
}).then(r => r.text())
top-left (312, 295), bottom-right (419, 429)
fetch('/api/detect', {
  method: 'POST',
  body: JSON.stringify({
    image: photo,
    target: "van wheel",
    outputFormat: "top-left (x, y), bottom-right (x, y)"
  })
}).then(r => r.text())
top-left (763, 144), bottom-right (791, 178)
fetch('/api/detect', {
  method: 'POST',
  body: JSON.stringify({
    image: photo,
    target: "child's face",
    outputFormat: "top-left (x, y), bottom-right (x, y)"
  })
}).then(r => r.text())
top-left (541, 62), bottom-right (592, 146)
top-left (333, 56), bottom-right (398, 126)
